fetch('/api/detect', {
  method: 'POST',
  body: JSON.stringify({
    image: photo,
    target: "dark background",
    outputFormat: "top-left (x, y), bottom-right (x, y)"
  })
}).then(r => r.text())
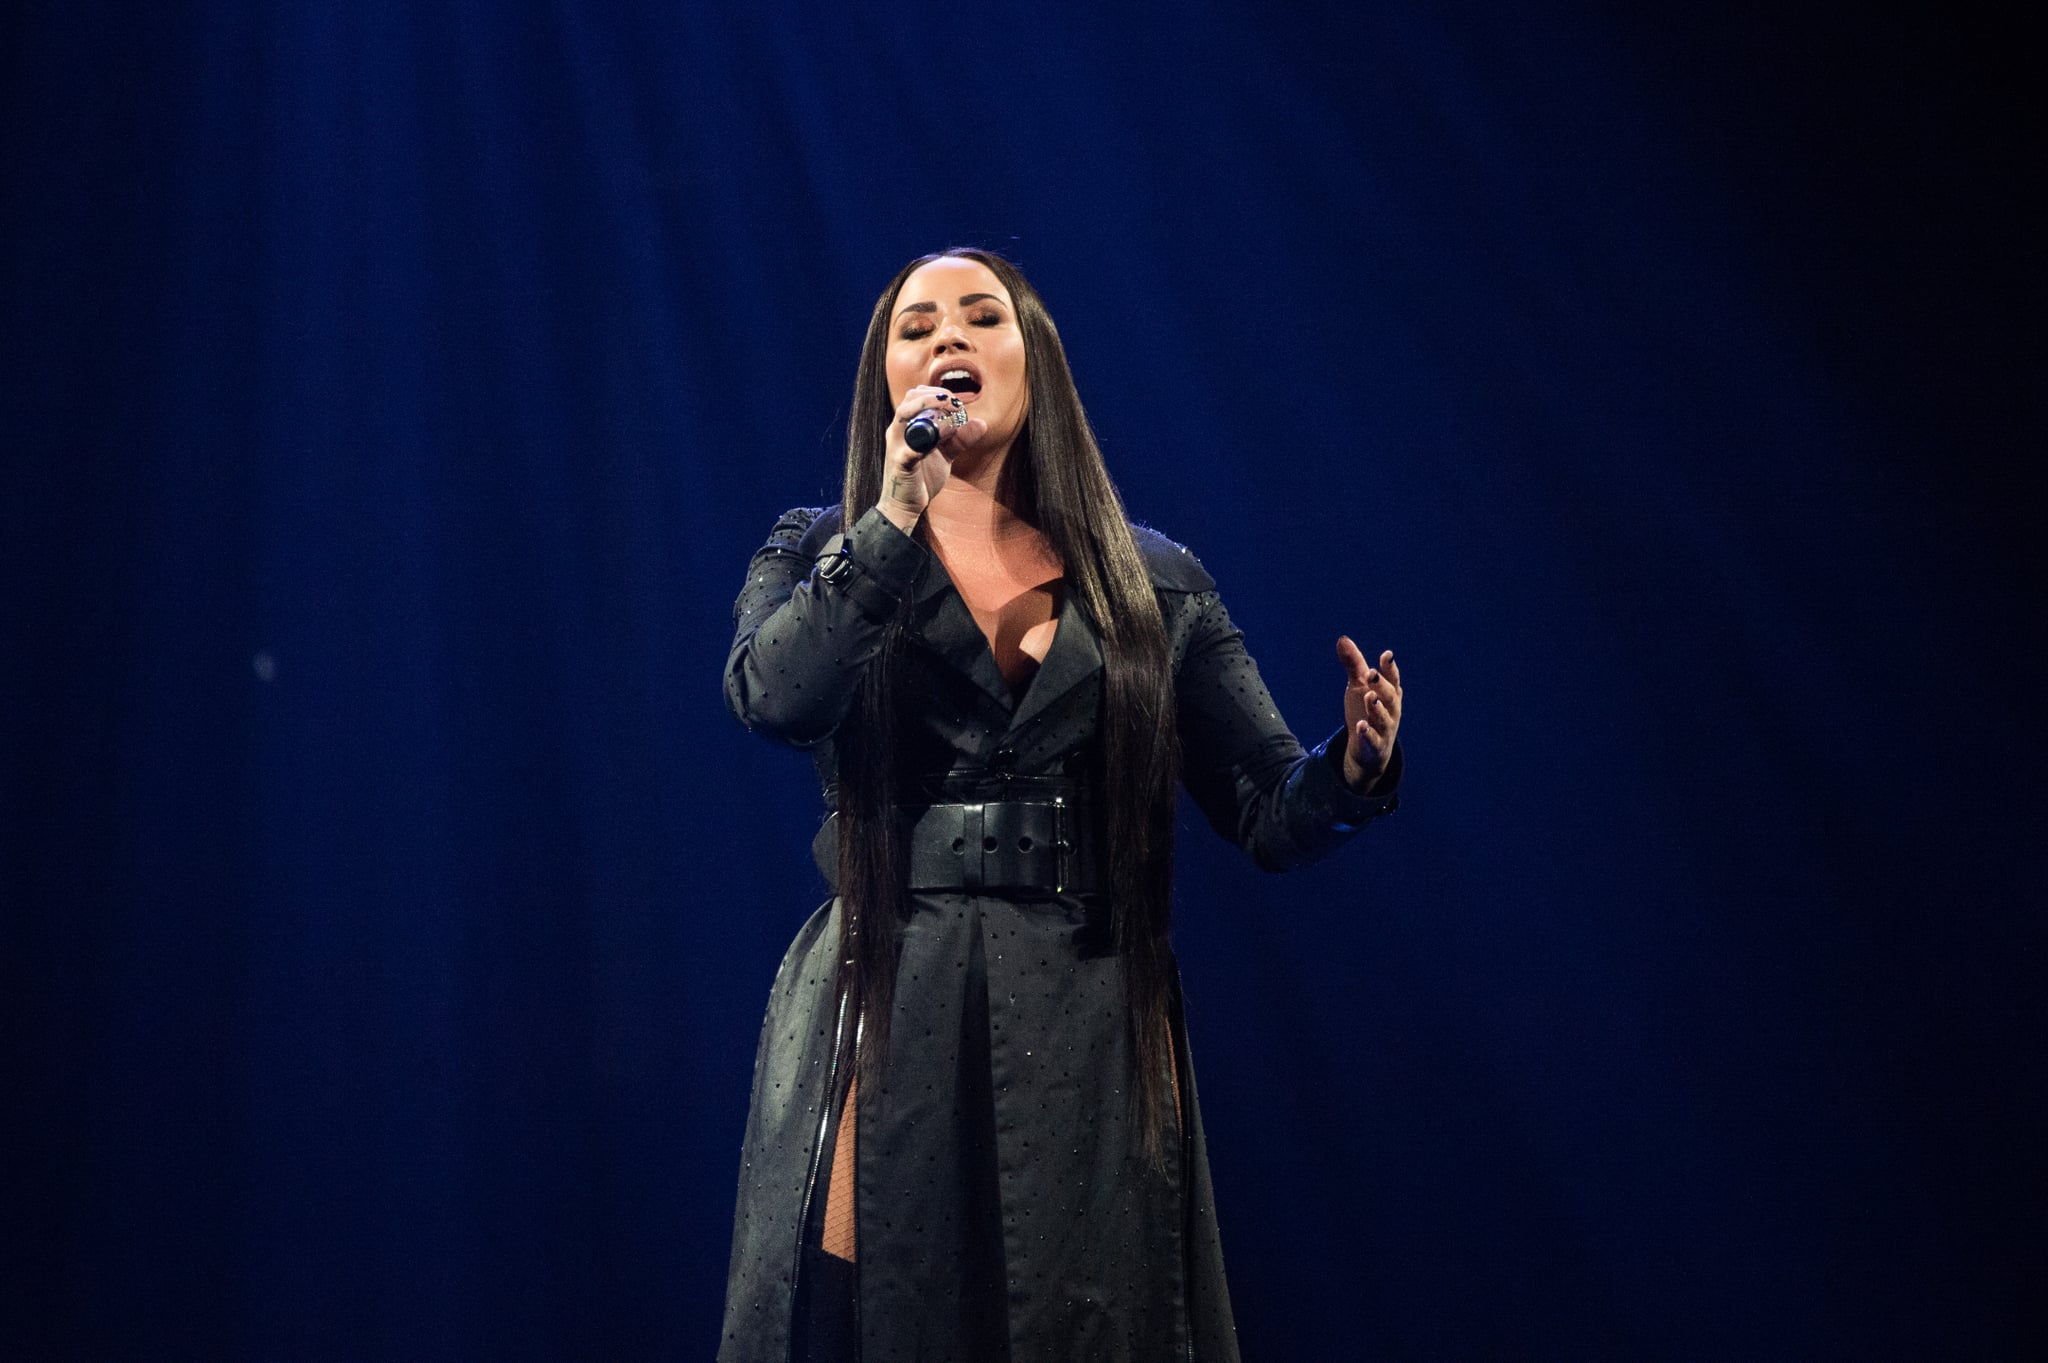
top-left (3, 2), bottom-right (2036, 1358)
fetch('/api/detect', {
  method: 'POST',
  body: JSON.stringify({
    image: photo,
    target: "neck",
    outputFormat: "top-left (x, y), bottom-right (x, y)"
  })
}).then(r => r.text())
top-left (926, 444), bottom-right (1034, 539)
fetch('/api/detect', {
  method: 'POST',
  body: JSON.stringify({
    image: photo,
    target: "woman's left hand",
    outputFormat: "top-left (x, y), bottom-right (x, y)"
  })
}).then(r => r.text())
top-left (1337, 637), bottom-right (1402, 792)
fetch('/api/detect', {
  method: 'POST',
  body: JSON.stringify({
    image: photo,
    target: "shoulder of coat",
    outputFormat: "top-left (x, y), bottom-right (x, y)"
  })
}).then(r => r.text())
top-left (800, 507), bottom-right (847, 558)
top-left (1129, 521), bottom-right (1216, 593)
top-left (766, 504), bottom-right (842, 557)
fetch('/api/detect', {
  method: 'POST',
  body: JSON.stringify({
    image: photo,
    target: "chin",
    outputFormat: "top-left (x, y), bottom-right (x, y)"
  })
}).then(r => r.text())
top-left (977, 418), bottom-right (1022, 451)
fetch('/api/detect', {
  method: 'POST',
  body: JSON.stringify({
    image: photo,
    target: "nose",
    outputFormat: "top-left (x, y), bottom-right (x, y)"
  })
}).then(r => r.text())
top-left (930, 320), bottom-right (972, 353)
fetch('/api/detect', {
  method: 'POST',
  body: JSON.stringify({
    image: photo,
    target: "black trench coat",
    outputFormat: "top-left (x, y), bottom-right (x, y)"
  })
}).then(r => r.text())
top-left (718, 505), bottom-right (1401, 1363)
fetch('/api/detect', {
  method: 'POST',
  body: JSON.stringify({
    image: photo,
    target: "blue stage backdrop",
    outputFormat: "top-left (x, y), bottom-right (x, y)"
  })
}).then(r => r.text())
top-left (2, 2), bottom-right (2033, 1358)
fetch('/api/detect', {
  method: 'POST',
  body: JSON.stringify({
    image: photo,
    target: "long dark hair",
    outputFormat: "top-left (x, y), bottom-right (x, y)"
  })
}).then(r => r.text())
top-left (835, 249), bottom-right (1182, 1165)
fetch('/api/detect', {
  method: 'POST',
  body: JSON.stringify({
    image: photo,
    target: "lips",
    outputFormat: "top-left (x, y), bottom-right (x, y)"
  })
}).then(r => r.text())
top-left (928, 360), bottom-right (984, 401)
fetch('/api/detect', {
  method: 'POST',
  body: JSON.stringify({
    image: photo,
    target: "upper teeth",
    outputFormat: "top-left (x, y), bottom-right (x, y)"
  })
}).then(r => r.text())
top-left (939, 370), bottom-right (971, 383)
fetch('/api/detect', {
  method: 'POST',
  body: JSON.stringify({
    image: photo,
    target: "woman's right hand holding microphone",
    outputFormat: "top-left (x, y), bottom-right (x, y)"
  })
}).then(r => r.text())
top-left (878, 386), bottom-right (984, 534)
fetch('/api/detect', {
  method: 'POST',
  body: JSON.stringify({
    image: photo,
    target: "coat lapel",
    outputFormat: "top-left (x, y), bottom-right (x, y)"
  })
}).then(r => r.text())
top-left (912, 553), bottom-right (1014, 713)
top-left (910, 548), bottom-right (1104, 736)
top-left (1007, 597), bottom-right (1102, 735)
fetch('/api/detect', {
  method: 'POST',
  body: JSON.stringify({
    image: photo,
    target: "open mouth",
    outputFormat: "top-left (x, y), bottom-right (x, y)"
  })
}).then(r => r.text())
top-left (932, 364), bottom-right (984, 399)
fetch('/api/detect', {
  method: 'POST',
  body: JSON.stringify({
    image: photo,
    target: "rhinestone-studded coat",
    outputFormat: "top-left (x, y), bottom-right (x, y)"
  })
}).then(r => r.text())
top-left (717, 505), bottom-right (1401, 1363)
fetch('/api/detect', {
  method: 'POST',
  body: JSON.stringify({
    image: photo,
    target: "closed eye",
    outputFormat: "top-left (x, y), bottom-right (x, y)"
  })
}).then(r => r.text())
top-left (897, 305), bottom-right (1007, 340)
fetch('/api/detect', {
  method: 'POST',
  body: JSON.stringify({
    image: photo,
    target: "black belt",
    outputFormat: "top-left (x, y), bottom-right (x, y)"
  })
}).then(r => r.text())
top-left (813, 796), bottom-right (1103, 894)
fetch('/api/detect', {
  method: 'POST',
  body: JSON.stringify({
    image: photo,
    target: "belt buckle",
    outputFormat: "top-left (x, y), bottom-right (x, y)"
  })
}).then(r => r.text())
top-left (976, 800), bottom-right (1061, 891)
top-left (1054, 796), bottom-right (1068, 894)
top-left (960, 802), bottom-right (986, 892)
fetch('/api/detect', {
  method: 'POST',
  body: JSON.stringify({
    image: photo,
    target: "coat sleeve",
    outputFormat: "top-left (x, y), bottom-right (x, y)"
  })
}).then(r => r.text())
top-left (725, 503), bottom-right (930, 748)
top-left (1171, 586), bottom-right (1402, 873)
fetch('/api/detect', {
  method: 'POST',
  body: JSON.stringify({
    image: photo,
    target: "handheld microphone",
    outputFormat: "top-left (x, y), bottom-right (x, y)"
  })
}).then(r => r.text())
top-left (904, 402), bottom-right (969, 453)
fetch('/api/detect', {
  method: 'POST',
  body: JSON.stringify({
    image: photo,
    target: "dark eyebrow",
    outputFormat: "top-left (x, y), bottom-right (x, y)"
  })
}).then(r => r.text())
top-left (894, 293), bottom-right (1008, 321)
